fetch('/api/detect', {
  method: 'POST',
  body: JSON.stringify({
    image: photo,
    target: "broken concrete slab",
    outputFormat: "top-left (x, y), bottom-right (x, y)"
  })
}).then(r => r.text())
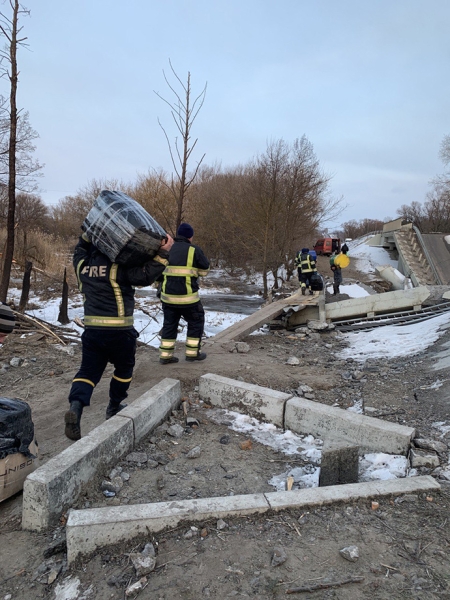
top-left (66, 493), bottom-right (270, 564)
top-left (22, 417), bottom-right (134, 532)
top-left (409, 447), bottom-right (440, 469)
top-left (199, 373), bottom-right (292, 427)
top-left (285, 396), bottom-right (415, 455)
top-left (116, 378), bottom-right (180, 443)
top-left (324, 286), bottom-right (431, 321)
top-left (319, 443), bottom-right (359, 487)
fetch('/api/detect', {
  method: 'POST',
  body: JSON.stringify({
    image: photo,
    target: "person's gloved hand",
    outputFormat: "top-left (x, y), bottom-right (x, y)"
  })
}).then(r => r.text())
top-left (160, 234), bottom-right (174, 252)
top-left (79, 232), bottom-right (92, 249)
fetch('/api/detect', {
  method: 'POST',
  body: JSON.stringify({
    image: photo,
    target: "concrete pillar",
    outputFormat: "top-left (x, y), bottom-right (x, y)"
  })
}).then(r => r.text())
top-left (319, 443), bottom-right (359, 487)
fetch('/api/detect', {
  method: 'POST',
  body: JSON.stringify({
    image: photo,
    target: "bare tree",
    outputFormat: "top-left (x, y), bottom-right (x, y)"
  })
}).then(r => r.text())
top-left (401, 135), bottom-right (450, 234)
top-left (0, 192), bottom-right (48, 258)
top-left (49, 178), bottom-right (122, 241)
top-left (0, 1), bottom-right (43, 301)
top-left (190, 138), bottom-right (340, 297)
top-left (127, 169), bottom-right (178, 236)
top-left (154, 60), bottom-right (207, 230)
top-left (439, 134), bottom-right (450, 170)
top-left (341, 217), bottom-right (387, 240)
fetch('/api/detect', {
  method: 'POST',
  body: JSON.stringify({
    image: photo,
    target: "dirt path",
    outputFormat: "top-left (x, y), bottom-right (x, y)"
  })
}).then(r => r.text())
top-left (1, 265), bottom-right (449, 599)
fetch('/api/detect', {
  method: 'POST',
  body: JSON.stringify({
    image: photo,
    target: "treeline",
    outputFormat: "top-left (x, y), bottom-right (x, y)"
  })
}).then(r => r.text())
top-left (337, 218), bottom-right (386, 240)
top-left (0, 137), bottom-right (343, 296)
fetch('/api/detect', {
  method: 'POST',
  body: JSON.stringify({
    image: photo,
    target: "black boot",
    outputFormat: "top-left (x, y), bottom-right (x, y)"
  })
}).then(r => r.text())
top-left (333, 284), bottom-right (339, 295)
top-left (160, 356), bottom-right (179, 365)
top-left (105, 401), bottom-right (128, 420)
top-left (186, 352), bottom-right (207, 362)
top-left (64, 401), bottom-right (83, 441)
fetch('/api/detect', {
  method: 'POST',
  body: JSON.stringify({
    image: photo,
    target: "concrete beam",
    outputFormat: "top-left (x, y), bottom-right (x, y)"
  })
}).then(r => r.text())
top-left (116, 378), bottom-right (180, 443)
top-left (66, 476), bottom-right (439, 564)
top-left (22, 379), bottom-right (181, 532)
top-left (198, 373), bottom-right (291, 427)
top-left (266, 476), bottom-right (440, 511)
top-left (66, 493), bottom-right (270, 564)
top-left (22, 417), bottom-right (134, 532)
top-left (285, 397), bottom-right (415, 455)
top-left (324, 286), bottom-right (431, 321)
top-left (286, 305), bottom-right (321, 327)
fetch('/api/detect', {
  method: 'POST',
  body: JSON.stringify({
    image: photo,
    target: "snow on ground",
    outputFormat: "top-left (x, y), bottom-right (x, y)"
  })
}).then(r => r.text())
top-left (346, 235), bottom-right (398, 274)
top-left (208, 408), bottom-right (411, 490)
top-left (341, 311), bottom-right (450, 363)
top-left (326, 283), bottom-right (371, 298)
top-left (5, 261), bottom-right (450, 486)
top-left (7, 284), bottom-right (249, 349)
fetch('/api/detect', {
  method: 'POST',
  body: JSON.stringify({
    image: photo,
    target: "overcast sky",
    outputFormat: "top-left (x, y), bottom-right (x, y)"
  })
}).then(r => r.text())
top-left (7, 0), bottom-right (450, 229)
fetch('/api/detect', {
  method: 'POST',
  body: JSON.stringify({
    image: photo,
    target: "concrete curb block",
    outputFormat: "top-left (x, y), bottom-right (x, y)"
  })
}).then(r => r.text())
top-left (265, 475), bottom-right (440, 510)
top-left (22, 417), bottom-right (134, 532)
top-left (198, 373), bottom-right (291, 427)
top-left (116, 378), bottom-right (181, 443)
top-left (22, 379), bottom-right (181, 532)
top-left (66, 475), bottom-right (440, 564)
top-left (198, 373), bottom-right (415, 456)
top-left (66, 493), bottom-right (269, 564)
top-left (285, 397), bottom-right (415, 455)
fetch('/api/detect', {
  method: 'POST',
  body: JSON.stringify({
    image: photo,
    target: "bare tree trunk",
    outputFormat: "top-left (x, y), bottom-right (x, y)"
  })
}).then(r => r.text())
top-left (271, 269), bottom-right (279, 289)
top-left (0, 0), bottom-right (19, 302)
top-left (155, 61), bottom-right (206, 233)
top-left (58, 267), bottom-right (70, 325)
top-left (18, 259), bottom-right (32, 311)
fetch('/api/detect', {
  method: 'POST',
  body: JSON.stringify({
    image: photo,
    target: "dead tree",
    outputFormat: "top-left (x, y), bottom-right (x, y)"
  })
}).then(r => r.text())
top-left (57, 267), bottom-right (69, 325)
top-left (18, 258), bottom-right (31, 311)
top-left (154, 60), bottom-right (207, 231)
top-left (0, 2), bottom-right (42, 301)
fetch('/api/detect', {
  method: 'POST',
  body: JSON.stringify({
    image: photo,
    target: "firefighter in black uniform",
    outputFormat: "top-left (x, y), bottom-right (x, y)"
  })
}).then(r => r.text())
top-left (64, 232), bottom-right (173, 441)
top-left (295, 247), bottom-right (317, 295)
top-left (159, 223), bottom-right (210, 364)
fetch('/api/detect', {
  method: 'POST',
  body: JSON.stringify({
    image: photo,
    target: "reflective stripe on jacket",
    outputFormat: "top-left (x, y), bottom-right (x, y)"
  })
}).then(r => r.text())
top-left (298, 252), bottom-right (316, 273)
top-left (160, 236), bottom-right (210, 305)
top-left (73, 237), bottom-right (168, 329)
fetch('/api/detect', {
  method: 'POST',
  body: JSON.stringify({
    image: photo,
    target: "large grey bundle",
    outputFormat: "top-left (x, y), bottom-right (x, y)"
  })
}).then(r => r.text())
top-left (82, 190), bottom-right (167, 266)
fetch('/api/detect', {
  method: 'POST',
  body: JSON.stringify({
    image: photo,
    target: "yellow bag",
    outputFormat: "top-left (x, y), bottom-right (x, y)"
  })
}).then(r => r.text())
top-left (334, 253), bottom-right (350, 268)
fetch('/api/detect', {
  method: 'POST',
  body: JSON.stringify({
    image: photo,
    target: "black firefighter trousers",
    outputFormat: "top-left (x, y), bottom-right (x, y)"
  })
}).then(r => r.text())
top-left (68, 328), bottom-right (138, 408)
top-left (159, 301), bottom-right (205, 360)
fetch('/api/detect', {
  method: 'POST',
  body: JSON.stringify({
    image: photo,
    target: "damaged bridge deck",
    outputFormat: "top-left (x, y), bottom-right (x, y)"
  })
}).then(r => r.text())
top-left (206, 285), bottom-right (444, 342)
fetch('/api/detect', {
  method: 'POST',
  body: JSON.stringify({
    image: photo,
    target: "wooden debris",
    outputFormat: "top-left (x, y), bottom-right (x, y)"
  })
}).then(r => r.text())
top-left (286, 475), bottom-right (294, 491)
top-left (10, 309), bottom-right (80, 345)
top-left (286, 575), bottom-right (364, 594)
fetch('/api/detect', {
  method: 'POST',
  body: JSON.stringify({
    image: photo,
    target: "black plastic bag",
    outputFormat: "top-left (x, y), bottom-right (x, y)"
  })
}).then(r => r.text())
top-left (310, 272), bottom-right (324, 291)
top-left (0, 398), bottom-right (35, 459)
top-left (82, 190), bottom-right (167, 267)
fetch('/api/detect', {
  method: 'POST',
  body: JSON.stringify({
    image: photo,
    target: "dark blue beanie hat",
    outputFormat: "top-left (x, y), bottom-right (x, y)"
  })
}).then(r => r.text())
top-left (177, 223), bottom-right (194, 238)
top-left (301, 247), bottom-right (309, 253)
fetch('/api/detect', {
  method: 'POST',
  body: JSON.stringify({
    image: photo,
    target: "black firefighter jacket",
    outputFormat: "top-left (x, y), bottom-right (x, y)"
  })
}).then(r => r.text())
top-left (73, 236), bottom-right (168, 329)
top-left (160, 236), bottom-right (210, 305)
